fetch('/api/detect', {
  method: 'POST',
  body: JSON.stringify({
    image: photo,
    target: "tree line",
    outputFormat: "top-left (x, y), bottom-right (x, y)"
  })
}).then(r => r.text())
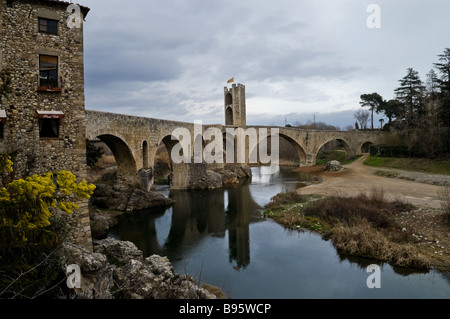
top-left (356, 48), bottom-right (450, 158)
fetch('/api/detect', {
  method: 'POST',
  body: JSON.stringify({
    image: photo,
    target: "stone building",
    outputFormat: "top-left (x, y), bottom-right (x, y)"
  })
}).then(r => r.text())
top-left (0, 0), bottom-right (92, 250)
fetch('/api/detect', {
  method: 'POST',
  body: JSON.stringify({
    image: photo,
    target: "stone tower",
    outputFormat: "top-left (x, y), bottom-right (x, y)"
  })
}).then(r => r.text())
top-left (0, 0), bottom-right (92, 250)
top-left (224, 83), bottom-right (246, 127)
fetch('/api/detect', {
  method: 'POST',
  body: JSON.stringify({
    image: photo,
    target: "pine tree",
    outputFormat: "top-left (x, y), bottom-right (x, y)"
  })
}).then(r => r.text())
top-left (433, 48), bottom-right (450, 127)
top-left (359, 93), bottom-right (383, 130)
top-left (378, 99), bottom-right (402, 126)
top-left (426, 69), bottom-right (440, 97)
top-left (394, 68), bottom-right (425, 128)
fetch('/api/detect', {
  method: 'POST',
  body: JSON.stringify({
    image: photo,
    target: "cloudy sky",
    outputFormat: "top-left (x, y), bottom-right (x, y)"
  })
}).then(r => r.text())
top-left (79, 0), bottom-right (449, 129)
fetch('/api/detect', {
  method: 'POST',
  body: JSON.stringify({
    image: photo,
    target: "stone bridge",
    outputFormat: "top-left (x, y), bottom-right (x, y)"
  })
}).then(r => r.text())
top-left (85, 109), bottom-right (386, 190)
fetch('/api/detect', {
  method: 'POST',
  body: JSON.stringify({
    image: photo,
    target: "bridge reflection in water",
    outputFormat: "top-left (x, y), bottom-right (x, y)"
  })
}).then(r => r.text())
top-left (109, 178), bottom-right (263, 270)
top-left (108, 166), bottom-right (309, 270)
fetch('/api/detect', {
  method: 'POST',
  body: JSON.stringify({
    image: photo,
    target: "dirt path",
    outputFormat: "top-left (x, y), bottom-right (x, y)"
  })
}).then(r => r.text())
top-left (295, 154), bottom-right (445, 209)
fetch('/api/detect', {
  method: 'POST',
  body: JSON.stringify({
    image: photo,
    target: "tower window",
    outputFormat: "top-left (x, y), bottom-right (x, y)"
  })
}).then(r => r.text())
top-left (39, 118), bottom-right (59, 138)
top-left (37, 111), bottom-right (64, 138)
top-left (6, 0), bottom-right (13, 8)
top-left (0, 110), bottom-right (6, 138)
top-left (39, 55), bottom-right (58, 88)
top-left (38, 18), bottom-right (58, 34)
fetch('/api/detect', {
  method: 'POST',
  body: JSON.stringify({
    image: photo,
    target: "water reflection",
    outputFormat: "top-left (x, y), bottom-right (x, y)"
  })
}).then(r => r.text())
top-left (112, 178), bottom-right (265, 270)
top-left (108, 166), bottom-right (450, 298)
top-left (110, 166), bottom-right (308, 268)
top-left (225, 183), bottom-right (262, 269)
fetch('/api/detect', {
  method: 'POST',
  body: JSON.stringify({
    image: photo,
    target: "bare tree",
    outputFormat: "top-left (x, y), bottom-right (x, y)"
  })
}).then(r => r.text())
top-left (354, 109), bottom-right (370, 130)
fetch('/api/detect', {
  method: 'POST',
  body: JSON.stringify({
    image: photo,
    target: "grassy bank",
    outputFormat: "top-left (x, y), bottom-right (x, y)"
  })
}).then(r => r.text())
top-left (264, 190), bottom-right (439, 270)
top-left (364, 155), bottom-right (450, 175)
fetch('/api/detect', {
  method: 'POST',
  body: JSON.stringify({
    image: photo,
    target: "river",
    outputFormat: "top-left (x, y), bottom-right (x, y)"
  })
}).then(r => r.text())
top-left (108, 166), bottom-right (450, 299)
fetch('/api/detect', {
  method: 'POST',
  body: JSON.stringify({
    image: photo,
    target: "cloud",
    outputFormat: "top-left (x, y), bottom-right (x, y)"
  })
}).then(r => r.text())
top-left (79, 0), bottom-right (450, 129)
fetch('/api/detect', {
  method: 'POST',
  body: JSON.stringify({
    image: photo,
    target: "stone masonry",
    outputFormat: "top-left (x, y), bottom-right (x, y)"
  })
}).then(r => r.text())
top-left (0, 0), bottom-right (92, 251)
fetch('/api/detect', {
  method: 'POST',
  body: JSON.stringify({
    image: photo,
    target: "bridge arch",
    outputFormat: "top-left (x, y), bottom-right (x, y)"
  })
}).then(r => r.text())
top-left (247, 131), bottom-right (307, 167)
top-left (316, 137), bottom-right (352, 162)
top-left (316, 137), bottom-right (352, 156)
top-left (278, 133), bottom-right (307, 166)
top-left (156, 134), bottom-right (191, 189)
top-left (361, 141), bottom-right (375, 153)
top-left (96, 134), bottom-right (137, 185)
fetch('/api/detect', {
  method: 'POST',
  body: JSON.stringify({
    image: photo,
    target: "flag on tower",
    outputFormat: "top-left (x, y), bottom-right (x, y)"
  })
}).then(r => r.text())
top-left (227, 77), bottom-right (234, 83)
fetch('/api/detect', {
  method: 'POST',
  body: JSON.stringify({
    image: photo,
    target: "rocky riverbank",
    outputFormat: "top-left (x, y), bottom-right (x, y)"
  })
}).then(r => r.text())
top-left (90, 183), bottom-right (175, 212)
top-left (62, 238), bottom-right (221, 299)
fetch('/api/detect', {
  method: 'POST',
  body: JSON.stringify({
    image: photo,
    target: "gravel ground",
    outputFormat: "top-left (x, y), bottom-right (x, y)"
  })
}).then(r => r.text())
top-left (374, 168), bottom-right (450, 187)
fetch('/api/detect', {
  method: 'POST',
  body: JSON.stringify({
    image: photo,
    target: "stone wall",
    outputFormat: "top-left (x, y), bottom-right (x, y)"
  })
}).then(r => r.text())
top-left (0, 0), bottom-right (92, 251)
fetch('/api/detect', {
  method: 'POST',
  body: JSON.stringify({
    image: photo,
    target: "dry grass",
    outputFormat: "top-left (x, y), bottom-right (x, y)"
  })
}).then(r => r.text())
top-left (331, 219), bottom-right (431, 269)
top-left (303, 188), bottom-right (414, 230)
top-left (265, 191), bottom-right (304, 208)
top-left (201, 283), bottom-right (228, 299)
top-left (264, 188), bottom-right (433, 269)
top-left (264, 193), bottom-right (324, 231)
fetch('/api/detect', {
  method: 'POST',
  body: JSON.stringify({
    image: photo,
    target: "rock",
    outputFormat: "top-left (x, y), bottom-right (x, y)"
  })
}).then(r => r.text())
top-left (237, 166), bottom-right (252, 178)
top-left (325, 160), bottom-right (342, 171)
top-left (93, 238), bottom-right (217, 299)
top-left (188, 169), bottom-right (223, 190)
top-left (62, 242), bottom-right (114, 299)
top-left (62, 238), bottom-right (218, 299)
top-left (126, 188), bottom-right (174, 212)
top-left (215, 166), bottom-right (252, 186)
top-left (89, 209), bottom-right (118, 239)
top-left (91, 183), bottom-right (174, 212)
top-left (93, 237), bottom-right (143, 264)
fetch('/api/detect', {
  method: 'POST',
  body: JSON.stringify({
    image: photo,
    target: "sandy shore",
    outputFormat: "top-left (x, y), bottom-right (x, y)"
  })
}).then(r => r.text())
top-left (294, 154), bottom-right (446, 209)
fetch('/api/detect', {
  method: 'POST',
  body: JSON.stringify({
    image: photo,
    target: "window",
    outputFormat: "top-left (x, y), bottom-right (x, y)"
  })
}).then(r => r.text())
top-left (6, 0), bottom-right (13, 8)
top-left (39, 118), bottom-right (59, 138)
top-left (39, 55), bottom-right (58, 89)
top-left (0, 110), bottom-right (6, 139)
top-left (37, 111), bottom-right (64, 138)
top-left (38, 17), bottom-right (58, 34)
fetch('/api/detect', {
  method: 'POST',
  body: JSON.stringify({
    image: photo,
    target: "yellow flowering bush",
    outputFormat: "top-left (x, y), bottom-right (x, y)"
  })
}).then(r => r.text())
top-left (0, 154), bottom-right (96, 297)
